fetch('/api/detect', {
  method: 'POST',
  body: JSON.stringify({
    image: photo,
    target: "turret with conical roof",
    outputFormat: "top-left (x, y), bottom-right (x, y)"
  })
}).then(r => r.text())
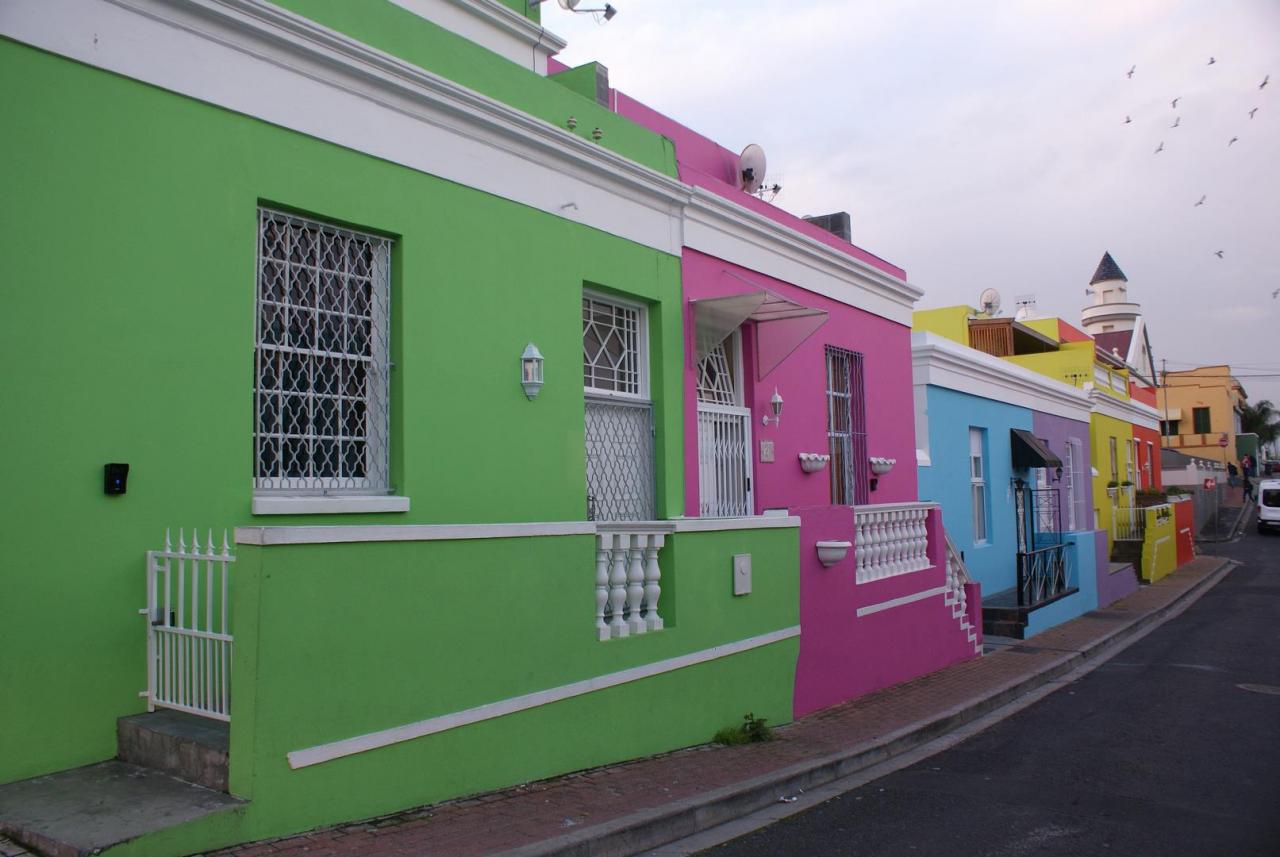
top-left (1080, 251), bottom-right (1156, 383)
top-left (1090, 251), bottom-right (1127, 286)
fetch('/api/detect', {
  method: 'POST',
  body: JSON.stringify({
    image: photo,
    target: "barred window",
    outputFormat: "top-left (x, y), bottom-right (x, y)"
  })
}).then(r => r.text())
top-left (826, 346), bottom-right (869, 506)
top-left (254, 209), bottom-right (392, 494)
top-left (583, 293), bottom-right (653, 521)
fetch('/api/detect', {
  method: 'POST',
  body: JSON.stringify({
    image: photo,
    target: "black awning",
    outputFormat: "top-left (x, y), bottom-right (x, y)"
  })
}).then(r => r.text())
top-left (1011, 429), bottom-right (1062, 470)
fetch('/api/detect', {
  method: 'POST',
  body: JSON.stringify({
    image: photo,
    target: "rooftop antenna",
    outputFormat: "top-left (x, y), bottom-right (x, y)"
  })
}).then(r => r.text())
top-left (1013, 293), bottom-right (1037, 321)
top-left (978, 288), bottom-right (1002, 317)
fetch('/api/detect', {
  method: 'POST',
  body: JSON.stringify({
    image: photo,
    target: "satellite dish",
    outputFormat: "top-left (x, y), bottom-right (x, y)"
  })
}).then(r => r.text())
top-left (978, 288), bottom-right (1002, 316)
top-left (739, 144), bottom-right (767, 194)
top-left (557, 0), bottom-right (579, 8)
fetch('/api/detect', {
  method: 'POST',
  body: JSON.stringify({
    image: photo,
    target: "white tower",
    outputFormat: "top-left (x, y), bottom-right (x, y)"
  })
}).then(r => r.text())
top-left (1080, 252), bottom-right (1156, 383)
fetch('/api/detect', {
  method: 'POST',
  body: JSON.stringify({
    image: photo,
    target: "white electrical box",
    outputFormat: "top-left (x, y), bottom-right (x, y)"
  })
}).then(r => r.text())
top-left (759, 441), bottom-right (775, 463)
top-left (733, 554), bottom-right (752, 596)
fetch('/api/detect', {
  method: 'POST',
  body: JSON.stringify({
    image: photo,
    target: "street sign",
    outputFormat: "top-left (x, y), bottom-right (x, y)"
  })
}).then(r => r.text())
top-left (1217, 434), bottom-right (1229, 447)
top-left (1204, 478), bottom-right (1217, 490)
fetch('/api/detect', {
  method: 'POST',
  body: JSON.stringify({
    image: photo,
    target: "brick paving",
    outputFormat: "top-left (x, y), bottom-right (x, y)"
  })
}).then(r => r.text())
top-left (201, 556), bottom-right (1229, 857)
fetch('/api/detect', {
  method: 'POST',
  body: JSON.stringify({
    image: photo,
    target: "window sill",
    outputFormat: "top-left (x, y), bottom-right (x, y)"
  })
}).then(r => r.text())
top-left (252, 496), bottom-right (411, 515)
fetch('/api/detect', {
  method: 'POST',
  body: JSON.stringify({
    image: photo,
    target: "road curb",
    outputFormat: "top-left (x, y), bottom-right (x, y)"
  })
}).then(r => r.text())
top-left (498, 557), bottom-right (1237, 857)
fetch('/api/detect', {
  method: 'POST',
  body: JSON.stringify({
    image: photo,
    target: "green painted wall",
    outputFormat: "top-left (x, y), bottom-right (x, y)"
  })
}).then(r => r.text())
top-left (0, 40), bottom-right (686, 786)
top-left (267, 0), bottom-right (677, 175)
top-left (114, 526), bottom-right (799, 853)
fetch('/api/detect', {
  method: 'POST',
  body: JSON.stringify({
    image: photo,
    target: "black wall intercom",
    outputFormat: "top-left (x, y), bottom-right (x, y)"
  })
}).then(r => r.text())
top-left (104, 463), bottom-right (129, 495)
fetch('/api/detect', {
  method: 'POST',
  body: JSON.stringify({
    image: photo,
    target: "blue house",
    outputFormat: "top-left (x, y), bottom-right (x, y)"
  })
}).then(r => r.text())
top-left (912, 332), bottom-right (1101, 638)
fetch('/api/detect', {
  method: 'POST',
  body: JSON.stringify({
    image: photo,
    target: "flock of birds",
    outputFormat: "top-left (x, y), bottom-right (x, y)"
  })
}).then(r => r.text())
top-left (1123, 60), bottom-right (1270, 264)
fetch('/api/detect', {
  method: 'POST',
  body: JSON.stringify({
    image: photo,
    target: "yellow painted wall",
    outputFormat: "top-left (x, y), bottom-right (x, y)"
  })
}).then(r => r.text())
top-left (1091, 412), bottom-right (1136, 553)
top-left (1157, 366), bottom-right (1245, 462)
top-left (912, 306), bottom-right (974, 346)
top-left (1141, 504), bottom-right (1177, 582)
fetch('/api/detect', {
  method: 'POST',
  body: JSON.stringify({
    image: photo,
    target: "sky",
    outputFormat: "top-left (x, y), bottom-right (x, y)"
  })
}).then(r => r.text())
top-left (545, 0), bottom-right (1280, 405)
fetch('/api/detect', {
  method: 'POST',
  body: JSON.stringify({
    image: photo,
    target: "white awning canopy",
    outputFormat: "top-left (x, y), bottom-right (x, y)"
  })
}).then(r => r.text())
top-left (691, 278), bottom-right (828, 380)
top-left (1163, 407), bottom-right (1182, 421)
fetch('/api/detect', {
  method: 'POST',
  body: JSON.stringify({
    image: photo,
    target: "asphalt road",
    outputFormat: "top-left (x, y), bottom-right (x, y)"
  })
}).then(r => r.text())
top-left (704, 529), bottom-right (1280, 857)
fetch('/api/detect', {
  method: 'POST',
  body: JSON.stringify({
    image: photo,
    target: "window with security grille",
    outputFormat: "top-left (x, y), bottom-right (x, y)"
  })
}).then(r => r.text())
top-left (254, 209), bottom-right (392, 494)
top-left (583, 293), bottom-right (653, 521)
top-left (826, 346), bottom-right (869, 506)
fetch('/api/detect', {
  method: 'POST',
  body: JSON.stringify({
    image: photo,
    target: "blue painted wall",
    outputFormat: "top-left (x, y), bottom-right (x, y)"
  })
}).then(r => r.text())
top-left (916, 385), bottom-right (1032, 598)
top-left (1022, 529), bottom-right (1102, 636)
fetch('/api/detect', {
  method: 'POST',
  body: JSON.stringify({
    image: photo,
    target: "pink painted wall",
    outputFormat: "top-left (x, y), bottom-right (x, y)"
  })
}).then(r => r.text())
top-left (613, 92), bottom-right (905, 280)
top-left (792, 505), bottom-right (978, 717)
top-left (680, 250), bottom-right (919, 515)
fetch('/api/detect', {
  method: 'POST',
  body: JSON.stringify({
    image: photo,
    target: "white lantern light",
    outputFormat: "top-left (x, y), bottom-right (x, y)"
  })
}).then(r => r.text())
top-left (762, 388), bottom-right (784, 426)
top-left (521, 343), bottom-right (544, 399)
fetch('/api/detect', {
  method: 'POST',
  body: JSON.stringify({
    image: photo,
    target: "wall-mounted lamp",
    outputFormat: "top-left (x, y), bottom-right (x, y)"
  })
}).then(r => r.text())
top-left (1054, 465), bottom-right (1064, 482)
top-left (521, 343), bottom-right (544, 399)
top-left (761, 388), bottom-right (784, 426)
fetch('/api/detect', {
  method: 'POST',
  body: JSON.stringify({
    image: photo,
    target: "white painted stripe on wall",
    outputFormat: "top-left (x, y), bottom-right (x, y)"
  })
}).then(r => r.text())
top-left (235, 521), bottom-right (598, 545)
top-left (855, 585), bottom-right (950, 618)
top-left (236, 517), bottom-right (800, 545)
top-left (1, 0), bottom-right (688, 255)
top-left (385, 0), bottom-right (566, 74)
top-left (286, 625), bottom-right (802, 769)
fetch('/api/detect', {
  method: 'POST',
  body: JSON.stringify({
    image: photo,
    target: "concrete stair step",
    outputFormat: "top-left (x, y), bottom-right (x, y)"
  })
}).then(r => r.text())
top-left (117, 711), bottom-right (229, 793)
top-left (0, 761), bottom-right (242, 857)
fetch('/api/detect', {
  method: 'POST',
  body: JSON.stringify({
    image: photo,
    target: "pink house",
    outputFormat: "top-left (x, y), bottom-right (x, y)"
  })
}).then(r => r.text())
top-left (558, 62), bottom-right (984, 717)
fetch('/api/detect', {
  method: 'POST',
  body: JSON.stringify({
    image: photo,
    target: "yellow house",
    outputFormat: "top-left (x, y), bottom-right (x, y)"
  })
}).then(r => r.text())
top-left (914, 305), bottom-right (1161, 553)
top-left (1156, 365), bottom-right (1246, 465)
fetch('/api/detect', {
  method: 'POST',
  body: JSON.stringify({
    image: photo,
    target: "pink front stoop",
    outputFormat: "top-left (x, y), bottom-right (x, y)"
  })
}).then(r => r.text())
top-left (792, 506), bottom-right (982, 719)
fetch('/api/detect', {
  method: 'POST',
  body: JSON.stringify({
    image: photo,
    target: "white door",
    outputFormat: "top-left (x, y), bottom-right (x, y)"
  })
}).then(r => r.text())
top-left (697, 334), bottom-right (753, 517)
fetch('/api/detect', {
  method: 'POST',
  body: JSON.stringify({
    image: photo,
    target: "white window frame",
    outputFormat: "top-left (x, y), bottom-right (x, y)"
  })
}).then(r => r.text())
top-left (582, 291), bottom-right (649, 402)
top-left (1145, 441), bottom-right (1155, 486)
top-left (252, 209), bottom-right (407, 514)
top-left (583, 291), bottom-right (654, 522)
top-left (970, 427), bottom-right (988, 544)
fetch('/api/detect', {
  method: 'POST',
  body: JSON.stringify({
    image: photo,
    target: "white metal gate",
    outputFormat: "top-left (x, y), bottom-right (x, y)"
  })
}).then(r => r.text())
top-left (143, 529), bottom-right (234, 721)
top-left (697, 403), bottom-right (753, 517)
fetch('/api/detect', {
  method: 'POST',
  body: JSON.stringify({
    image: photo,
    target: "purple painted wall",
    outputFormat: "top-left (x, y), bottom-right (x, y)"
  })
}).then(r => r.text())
top-left (681, 250), bottom-right (919, 515)
top-left (1095, 531), bottom-right (1139, 608)
top-left (1031, 411), bottom-right (1095, 531)
top-left (792, 505), bottom-right (977, 717)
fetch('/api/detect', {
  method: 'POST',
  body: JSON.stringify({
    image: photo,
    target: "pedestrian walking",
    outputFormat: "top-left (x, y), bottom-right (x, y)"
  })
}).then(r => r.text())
top-left (1243, 472), bottom-right (1255, 503)
top-left (1228, 461), bottom-right (1239, 488)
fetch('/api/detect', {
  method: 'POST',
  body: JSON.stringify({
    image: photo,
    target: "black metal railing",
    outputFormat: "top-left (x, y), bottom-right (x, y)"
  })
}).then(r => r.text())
top-left (1016, 542), bottom-right (1070, 607)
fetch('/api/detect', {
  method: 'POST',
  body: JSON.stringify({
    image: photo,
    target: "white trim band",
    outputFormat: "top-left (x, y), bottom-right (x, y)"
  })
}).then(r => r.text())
top-left (911, 331), bottom-right (1094, 422)
top-left (685, 189), bottom-right (921, 326)
top-left (856, 584), bottom-right (950, 618)
top-left (236, 520), bottom-right (597, 545)
top-left (1, 0), bottom-right (688, 255)
top-left (670, 515), bottom-right (801, 532)
top-left (286, 625), bottom-right (801, 769)
top-left (251, 496), bottom-right (411, 516)
top-left (386, 0), bottom-right (566, 75)
top-left (1090, 389), bottom-right (1161, 431)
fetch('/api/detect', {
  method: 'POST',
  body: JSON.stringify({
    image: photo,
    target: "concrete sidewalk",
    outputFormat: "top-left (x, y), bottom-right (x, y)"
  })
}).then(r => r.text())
top-left (182, 555), bottom-right (1232, 857)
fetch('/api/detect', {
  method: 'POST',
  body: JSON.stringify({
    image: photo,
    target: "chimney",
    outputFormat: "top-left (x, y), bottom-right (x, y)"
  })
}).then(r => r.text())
top-left (802, 212), bottom-right (851, 242)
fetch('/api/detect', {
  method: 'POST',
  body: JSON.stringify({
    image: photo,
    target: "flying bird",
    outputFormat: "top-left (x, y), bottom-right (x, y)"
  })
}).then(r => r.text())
top-left (1215, 250), bottom-right (1225, 258)
top-left (1249, 107), bottom-right (1259, 119)
top-left (1229, 136), bottom-right (1239, 146)
top-left (1127, 65), bottom-right (1136, 78)
top-left (1171, 116), bottom-right (1181, 128)
top-left (1154, 141), bottom-right (1165, 153)
top-left (1124, 115), bottom-right (1132, 124)
top-left (1272, 288), bottom-right (1279, 299)
top-left (1262, 75), bottom-right (1270, 89)
top-left (1195, 195), bottom-right (1206, 206)
top-left (1208, 57), bottom-right (1216, 65)
top-left (1171, 97), bottom-right (1180, 108)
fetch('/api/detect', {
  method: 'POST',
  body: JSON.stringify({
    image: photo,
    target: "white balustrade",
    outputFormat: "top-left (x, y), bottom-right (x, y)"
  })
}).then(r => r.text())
top-left (596, 525), bottom-right (673, 640)
top-left (854, 503), bottom-right (934, 584)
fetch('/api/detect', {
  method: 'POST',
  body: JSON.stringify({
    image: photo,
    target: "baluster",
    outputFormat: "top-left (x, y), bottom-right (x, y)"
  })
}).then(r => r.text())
top-left (626, 534), bottom-right (647, 634)
top-left (914, 510), bottom-right (928, 570)
top-left (888, 512), bottom-right (903, 575)
top-left (643, 534), bottom-right (664, 632)
top-left (873, 513), bottom-right (888, 579)
top-left (854, 514), bottom-right (865, 579)
top-left (607, 534), bottom-right (628, 638)
top-left (595, 536), bottom-right (610, 641)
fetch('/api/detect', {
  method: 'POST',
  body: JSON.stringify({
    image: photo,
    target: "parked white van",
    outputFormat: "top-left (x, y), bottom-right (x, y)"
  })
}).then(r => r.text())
top-left (1257, 479), bottom-right (1280, 533)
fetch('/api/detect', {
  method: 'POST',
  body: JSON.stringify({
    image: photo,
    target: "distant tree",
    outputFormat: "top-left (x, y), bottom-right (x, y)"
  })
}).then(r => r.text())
top-left (1239, 399), bottom-right (1280, 447)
